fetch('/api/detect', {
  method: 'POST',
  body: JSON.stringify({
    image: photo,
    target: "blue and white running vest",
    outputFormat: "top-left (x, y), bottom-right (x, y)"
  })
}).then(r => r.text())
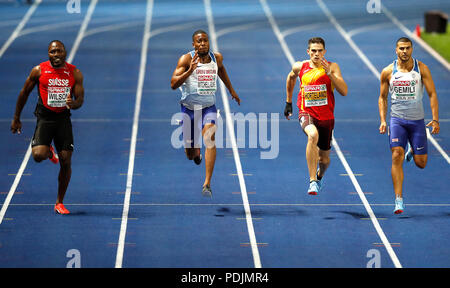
top-left (180, 50), bottom-right (218, 110)
top-left (389, 58), bottom-right (424, 120)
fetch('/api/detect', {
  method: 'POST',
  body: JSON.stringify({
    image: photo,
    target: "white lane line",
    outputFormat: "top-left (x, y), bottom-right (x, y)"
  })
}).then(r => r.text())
top-left (19, 19), bottom-right (83, 37)
top-left (259, 0), bottom-right (295, 65)
top-left (6, 203), bottom-right (450, 207)
top-left (0, 0), bottom-right (97, 225)
top-left (315, 0), bottom-right (402, 268)
top-left (19, 16), bottom-right (125, 38)
top-left (427, 129), bottom-right (450, 164)
top-left (318, 0), bottom-right (382, 79)
top-left (216, 22), bottom-right (263, 38)
top-left (379, 4), bottom-right (450, 163)
top-left (204, 0), bottom-right (262, 269)
top-left (114, 0), bottom-right (154, 269)
top-left (260, 0), bottom-right (402, 268)
top-left (346, 18), bottom-right (421, 38)
top-left (332, 139), bottom-right (403, 267)
top-left (381, 3), bottom-right (450, 71)
top-left (347, 21), bottom-right (395, 38)
top-left (0, 0), bottom-right (41, 59)
top-left (84, 20), bottom-right (146, 38)
top-left (0, 145), bottom-right (31, 225)
top-left (0, 0), bottom-right (42, 225)
top-left (281, 22), bottom-right (330, 38)
top-left (321, 4), bottom-right (449, 164)
top-left (68, 0), bottom-right (98, 63)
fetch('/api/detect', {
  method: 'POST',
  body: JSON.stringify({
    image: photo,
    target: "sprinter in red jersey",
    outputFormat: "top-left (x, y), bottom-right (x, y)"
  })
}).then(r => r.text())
top-left (11, 40), bottom-right (84, 214)
top-left (285, 37), bottom-right (347, 195)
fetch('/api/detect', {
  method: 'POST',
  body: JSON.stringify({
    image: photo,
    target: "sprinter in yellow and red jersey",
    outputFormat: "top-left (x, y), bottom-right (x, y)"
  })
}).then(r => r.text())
top-left (285, 37), bottom-right (348, 195)
top-left (11, 40), bottom-right (85, 215)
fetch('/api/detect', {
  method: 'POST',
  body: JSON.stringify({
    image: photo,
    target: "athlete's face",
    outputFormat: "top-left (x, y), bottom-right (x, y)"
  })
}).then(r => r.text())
top-left (307, 43), bottom-right (326, 64)
top-left (48, 42), bottom-right (66, 68)
top-left (192, 33), bottom-right (210, 56)
top-left (396, 42), bottom-right (413, 62)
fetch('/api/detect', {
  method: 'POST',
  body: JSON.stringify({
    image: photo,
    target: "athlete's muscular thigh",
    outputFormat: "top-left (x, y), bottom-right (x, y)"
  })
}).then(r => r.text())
top-left (32, 145), bottom-right (50, 162)
top-left (413, 154), bottom-right (427, 169)
top-left (202, 123), bottom-right (216, 149)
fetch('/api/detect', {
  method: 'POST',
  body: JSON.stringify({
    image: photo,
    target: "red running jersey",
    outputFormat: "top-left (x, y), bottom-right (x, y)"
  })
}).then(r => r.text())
top-left (297, 61), bottom-right (335, 120)
top-left (38, 61), bottom-right (76, 113)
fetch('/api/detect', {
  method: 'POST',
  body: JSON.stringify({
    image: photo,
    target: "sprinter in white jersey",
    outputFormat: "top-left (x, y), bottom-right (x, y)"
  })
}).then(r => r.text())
top-left (378, 37), bottom-right (440, 214)
top-left (171, 30), bottom-right (240, 197)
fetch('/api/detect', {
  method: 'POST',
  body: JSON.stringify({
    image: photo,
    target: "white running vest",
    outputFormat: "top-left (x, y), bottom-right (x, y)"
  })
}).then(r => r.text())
top-left (180, 50), bottom-right (218, 110)
top-left (389, 58), bottom-right (424, 120)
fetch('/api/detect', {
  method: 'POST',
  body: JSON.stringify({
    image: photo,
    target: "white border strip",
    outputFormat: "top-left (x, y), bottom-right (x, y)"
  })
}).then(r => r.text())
top-left (204, 0), bottom-right (262, 269)
top-left (0, 0), bottom-right (97, 225)
top-left (0, 0), bottom-right (41, 59)
top-left (114, 0), bottom-right (154, 269)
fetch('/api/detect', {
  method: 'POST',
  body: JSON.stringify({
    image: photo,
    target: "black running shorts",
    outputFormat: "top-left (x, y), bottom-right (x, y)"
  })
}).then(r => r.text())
top-left (31, 115), bottom-right (74, 152)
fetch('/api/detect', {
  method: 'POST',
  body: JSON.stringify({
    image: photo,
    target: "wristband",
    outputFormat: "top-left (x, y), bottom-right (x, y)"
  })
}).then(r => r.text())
top-left (432, 119), bottom-right (439, 124)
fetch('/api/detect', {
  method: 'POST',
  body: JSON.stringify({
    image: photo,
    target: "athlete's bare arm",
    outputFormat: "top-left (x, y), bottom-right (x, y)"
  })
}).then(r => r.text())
top-left (286, 61), bottom-right (303, 103)
top-left (215, 52), bottom-right (240, 105)
top-left (11, 65), bottom-right (41, 134)
top-left (170, 52), bottom-right (198, 90)
top-left (323, 60), bottom-right (347, 96)
top-left (419, 61), bottom-right (439, 134)
top-left (66, 68), bottom-right (84, 110)
top-left (378, 65), bottom-right (393, 134)
top-left (284, 61), bottom-right (303, 120)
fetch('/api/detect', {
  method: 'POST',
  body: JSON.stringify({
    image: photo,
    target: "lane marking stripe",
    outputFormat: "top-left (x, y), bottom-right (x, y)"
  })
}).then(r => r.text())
top-left (204, 0), bottom-right (262, 269)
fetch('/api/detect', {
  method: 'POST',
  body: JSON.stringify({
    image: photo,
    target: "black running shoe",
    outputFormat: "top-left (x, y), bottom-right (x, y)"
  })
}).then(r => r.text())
top-left (194, 154), bottom-right (202, 165)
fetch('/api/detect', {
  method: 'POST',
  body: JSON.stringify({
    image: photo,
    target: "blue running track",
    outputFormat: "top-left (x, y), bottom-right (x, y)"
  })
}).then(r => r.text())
top-left (0, 0), bottom-right (449, 268)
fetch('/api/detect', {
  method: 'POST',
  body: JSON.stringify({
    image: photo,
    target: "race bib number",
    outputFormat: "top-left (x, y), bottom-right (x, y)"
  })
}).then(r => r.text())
top-left (48, 86), bottom-right (70, 107)
top-left (197, 69), bottom-right (217, 95)
top-left (303, 84), bottom-right (328, 107)
top-left (391, 80), bottom-right (417, 101)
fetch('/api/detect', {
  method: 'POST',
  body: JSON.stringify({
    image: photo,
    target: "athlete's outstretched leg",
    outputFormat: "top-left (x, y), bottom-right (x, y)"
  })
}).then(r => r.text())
top-left (413, 154), bottom-right (427, 169)
top-left (202, 123), bottom-right (216, 188)
top-left (304, 124), bottom-right (319, 182)
top-left (185, 148), bottom-right (201, 160)
top-left (57, 150), bottom-right (72, 204)
top-left (391, 147), bottom-right (404, 199)
top-left (318, 149), bottom-right (331, 179)
top-left (32, 145), bottom-right (51, 162)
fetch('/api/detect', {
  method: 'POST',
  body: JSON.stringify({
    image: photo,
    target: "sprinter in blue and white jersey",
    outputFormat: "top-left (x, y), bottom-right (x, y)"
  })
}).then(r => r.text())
top-left (378, 37), bottom-right (440, 214)
top-left (171, 30), bottom-right (240, 197)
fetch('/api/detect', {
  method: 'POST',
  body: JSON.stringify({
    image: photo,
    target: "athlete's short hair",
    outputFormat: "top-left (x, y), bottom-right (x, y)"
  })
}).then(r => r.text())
top-left (396, 37), bottom-right (412, 46)
top-left (48, 40), bottom-right (66, 51)
top-left (192, 29), bottom-right (208, 40)
top-left (308, 37), bottom-right (325, 49)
